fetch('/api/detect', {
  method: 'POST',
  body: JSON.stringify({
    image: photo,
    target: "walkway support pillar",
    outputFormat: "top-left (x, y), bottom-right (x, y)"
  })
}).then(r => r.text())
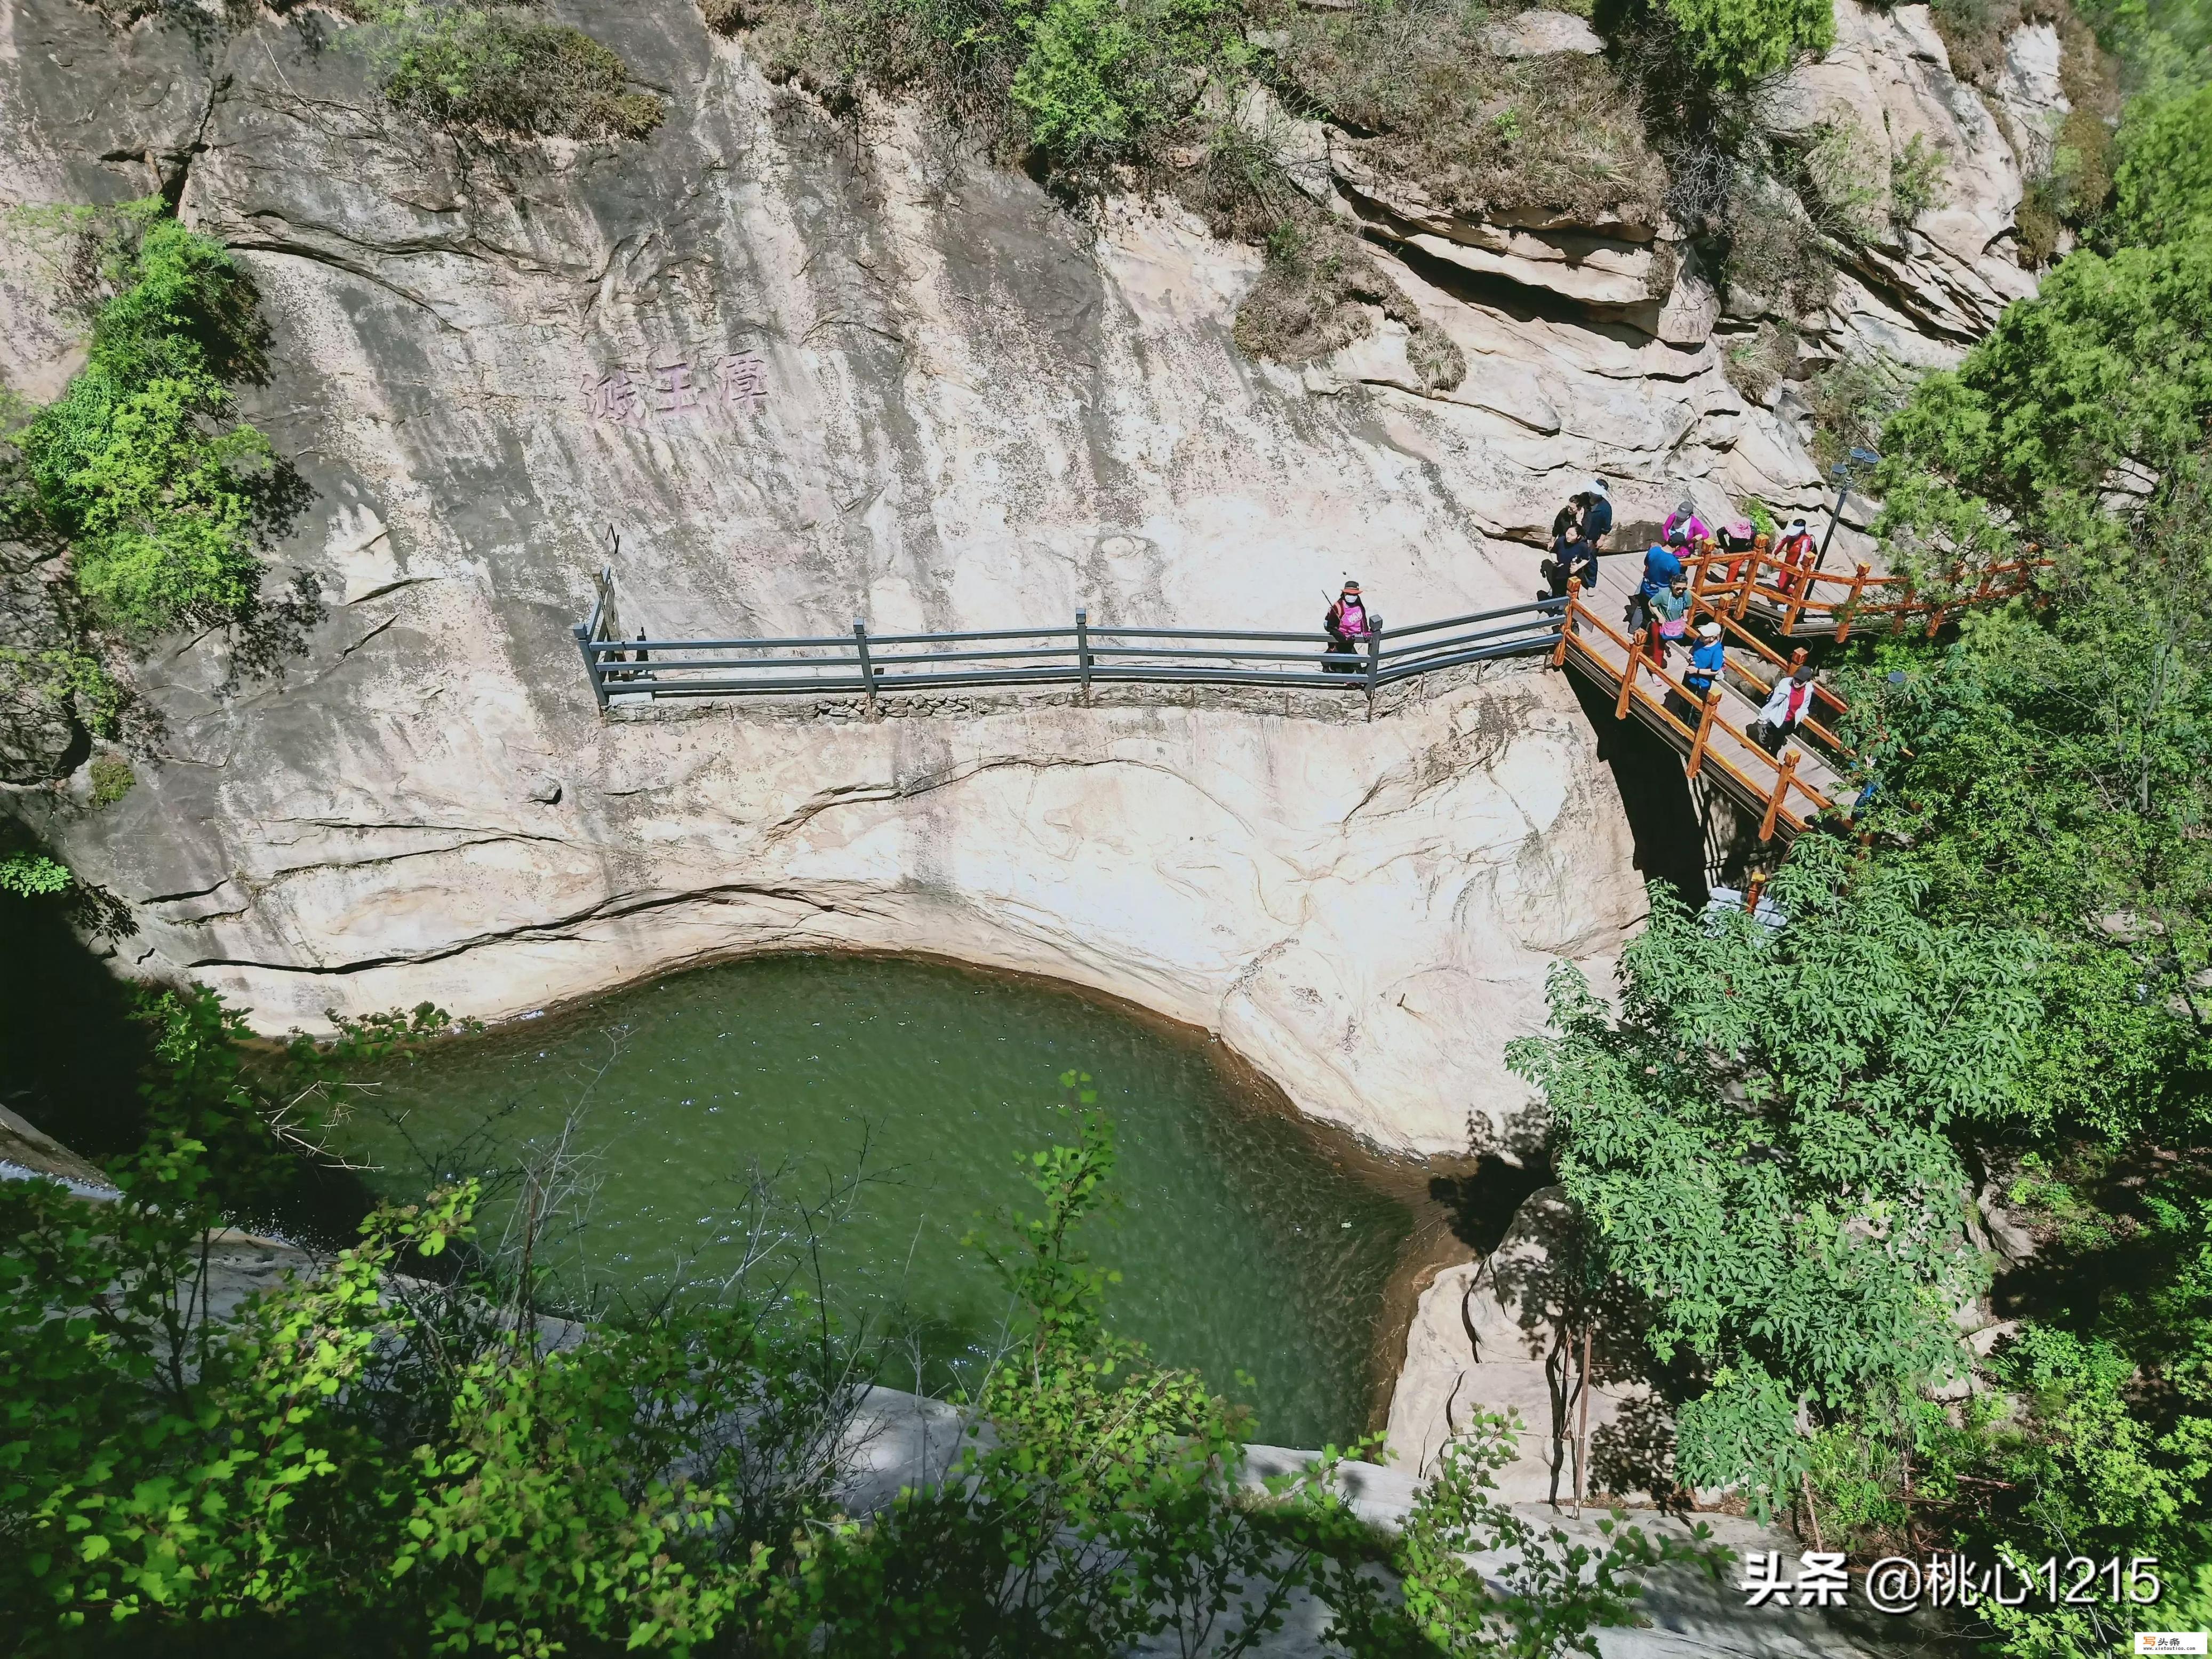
top-left (573, 624), bottom-right (608, 714)
top-left (1760, 748), bottom-right (1800, 842)
top-left (852, 618), bottom-right (879, 719)
top-left (1364, 617), bottom-right (1385, 722)
top-left (1686, 688), bottom-right (1721, 778)
top-left (1615, 632), bottom-right (1643, 720)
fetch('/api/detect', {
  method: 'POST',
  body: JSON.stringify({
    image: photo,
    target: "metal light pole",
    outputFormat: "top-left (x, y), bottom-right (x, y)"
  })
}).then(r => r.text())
top-left (1814, 446), bottom-right (1881, 577)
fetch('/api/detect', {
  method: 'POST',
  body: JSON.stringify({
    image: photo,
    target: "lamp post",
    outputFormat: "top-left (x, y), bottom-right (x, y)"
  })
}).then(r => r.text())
top-left (1813, 446), bottom-right (1881, 577)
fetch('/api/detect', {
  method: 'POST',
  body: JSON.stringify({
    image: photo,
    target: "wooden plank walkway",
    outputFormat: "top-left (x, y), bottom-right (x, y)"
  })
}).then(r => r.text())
top-left (1556, 554), bottom-right (1849, 840)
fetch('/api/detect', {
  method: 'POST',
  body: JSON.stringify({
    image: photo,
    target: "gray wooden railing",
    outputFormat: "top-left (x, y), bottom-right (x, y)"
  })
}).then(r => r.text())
top-left (574, 568), bottom-right (1566, 717)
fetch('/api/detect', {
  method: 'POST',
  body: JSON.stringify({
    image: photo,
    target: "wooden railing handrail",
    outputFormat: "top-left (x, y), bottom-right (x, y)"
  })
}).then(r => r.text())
top-left (1680, 547), bottom-right (2050, 638)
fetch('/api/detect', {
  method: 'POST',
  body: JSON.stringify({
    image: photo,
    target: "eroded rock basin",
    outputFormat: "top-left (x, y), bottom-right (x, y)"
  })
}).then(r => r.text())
top-left (336, 951), bottom-right (1521, 1447)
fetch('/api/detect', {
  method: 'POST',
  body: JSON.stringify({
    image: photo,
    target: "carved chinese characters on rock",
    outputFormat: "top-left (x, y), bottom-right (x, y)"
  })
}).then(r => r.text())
top-left (583, 352), bottom-right (768, 429)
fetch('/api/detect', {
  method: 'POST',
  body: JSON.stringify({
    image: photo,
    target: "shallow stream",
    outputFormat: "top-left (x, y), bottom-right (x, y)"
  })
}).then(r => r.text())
top-left (334, 954), bottom-right (1457, 1447)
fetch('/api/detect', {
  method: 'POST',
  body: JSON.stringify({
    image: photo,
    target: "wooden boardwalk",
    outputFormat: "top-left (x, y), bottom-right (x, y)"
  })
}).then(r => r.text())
top-left (1556, 554), bottom-right (1850, 840)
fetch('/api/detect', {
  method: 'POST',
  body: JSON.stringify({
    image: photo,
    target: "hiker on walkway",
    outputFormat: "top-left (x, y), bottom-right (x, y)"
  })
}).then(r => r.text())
top-left (1640, 532), bottom-right (1686, 596)
top-left (1324, 580), bottom-right (1372, 674)
top-left (1576, 478), bottom-right (1614, 551)
top-left (1775, 517), bottom-right (1817, 596)
top-left (1662, 498), bottom-right (1709, 548)
top-left (1754, 661), bottom-right (1818, 755)
top-left (1647, 571), bottom-right (1692, 666)
top-left (1630, 532), bottom-right (1684, 638)
top-left (1670, 618), bottom-right (1725, 725)
top-left (1541, 521), bottom-right (1598, 601)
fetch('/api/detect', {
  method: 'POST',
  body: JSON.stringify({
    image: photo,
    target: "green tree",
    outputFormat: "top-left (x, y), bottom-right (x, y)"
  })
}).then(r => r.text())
top-left (1508, 838), bottom-right (2043, 1510)
top-left (2111, 78), bottom-right (2212, 245)
top-left (1873, 227), bottom-right (2212, 562)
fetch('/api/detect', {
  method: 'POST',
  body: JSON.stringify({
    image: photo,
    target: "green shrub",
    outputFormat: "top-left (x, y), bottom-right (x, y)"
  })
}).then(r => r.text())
top-left (1011, 0), bottom-right (1155, 164)
top-left (1888, 132), bottom-right (1947, 231)
top-left (0, 850), bottom-right (70, 897)
top-left (14, 213), bottom-right (284, 638)
top-left (1795, 119), bottom-right (1885, 244)
top-left (365, 1), bottom-right (667, 140)
top-left (87, 751), bottom-right (134, 808)
top-left (1659, 0), bottom-right (1834, 87)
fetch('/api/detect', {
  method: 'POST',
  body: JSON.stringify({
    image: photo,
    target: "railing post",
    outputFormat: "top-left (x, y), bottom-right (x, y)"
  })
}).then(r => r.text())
top-left (1075, 608), bottom-right (1092, 704)
top-left (1364, 617), bottom-right (1385, 721)
top-left (598, 564), bottom-right (622, 642)
top-left (1782, 560), bottom-right (1808, 636)
top-left (1744, 870), bottom-right (1769, 915)
top-left (1760, 748), bottom-right (1800, 842)
top-left (1615, 631), bottom-right (1643, 720)
top-left (1551, 581), bottom-right (1579, 667)
top-left (852, 618), bottom-right (879, 718)
top-left (1787, 645), bottom-right (1807, 677)
top-left (1686, 688), bottom-right (1721, 778)
top-left (574, 623), bottom-right (609, 713)
top-left (1836, 561), bottom-right (1871, 643)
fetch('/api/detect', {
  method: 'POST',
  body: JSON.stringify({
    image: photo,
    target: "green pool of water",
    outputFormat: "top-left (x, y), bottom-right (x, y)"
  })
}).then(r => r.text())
top-left (336, 954), bottom-right (1415, 1447)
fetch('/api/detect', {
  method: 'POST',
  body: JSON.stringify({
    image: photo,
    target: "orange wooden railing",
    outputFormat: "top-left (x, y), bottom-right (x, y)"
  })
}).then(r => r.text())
top-left (1683, 547), bottom-right (2050, 641)
top-left (1551, 579), bottom-right (1833, 839)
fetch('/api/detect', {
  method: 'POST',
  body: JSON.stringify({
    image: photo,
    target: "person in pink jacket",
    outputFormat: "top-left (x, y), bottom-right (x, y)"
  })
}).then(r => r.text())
top-left (1661, 498), bottom-right (1710, 548)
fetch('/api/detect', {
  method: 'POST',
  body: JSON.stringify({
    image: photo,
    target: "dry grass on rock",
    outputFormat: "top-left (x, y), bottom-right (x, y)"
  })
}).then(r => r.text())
top-left (1232, 219), bottom-right (1465, 390)
top-left (1258, 0), bottom-right (1665, 225)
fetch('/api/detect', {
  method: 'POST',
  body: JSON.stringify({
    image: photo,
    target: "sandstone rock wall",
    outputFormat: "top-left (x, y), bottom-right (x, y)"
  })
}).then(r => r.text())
top-left (0, 0), bottom-right (2053, 1150)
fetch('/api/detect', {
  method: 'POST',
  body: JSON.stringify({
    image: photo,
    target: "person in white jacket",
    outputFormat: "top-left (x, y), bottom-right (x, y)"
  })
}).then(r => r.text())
top-left (1755, 662), bottom-right (1818, 755)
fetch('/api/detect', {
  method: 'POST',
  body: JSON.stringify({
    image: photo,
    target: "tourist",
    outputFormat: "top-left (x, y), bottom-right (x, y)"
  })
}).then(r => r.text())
top-left (1541, 521), bottom-right (1597, 601)
top-left (1754, 661), bottom-right (1818, 755)
top-left (1662, 497), bottom-right (1710, 548)
top-left (1648, 571), bottom-right (1692, 666)
top-left (1640, 533), bottom-right (1684, 596)
top-left (1577, 478), bottom-right (1614, 550)
top-left (1776, 517), bottom-right (1817, 597)
top-left (1324, 580), bottom-right (1371, 674)
top-left (1671, 618), bottom-right (1725, 725)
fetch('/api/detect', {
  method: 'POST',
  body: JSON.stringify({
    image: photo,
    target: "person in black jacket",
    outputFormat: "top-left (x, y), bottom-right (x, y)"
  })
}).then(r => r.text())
top-left (1539, 522), bottom-right (1598, 601)
top-left (1576, 478), bottom-right (1614, 550)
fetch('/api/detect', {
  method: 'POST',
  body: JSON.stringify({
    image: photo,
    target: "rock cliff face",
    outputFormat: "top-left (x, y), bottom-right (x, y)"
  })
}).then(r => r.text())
top-left (1, 0), bottom-right (2056, 1148)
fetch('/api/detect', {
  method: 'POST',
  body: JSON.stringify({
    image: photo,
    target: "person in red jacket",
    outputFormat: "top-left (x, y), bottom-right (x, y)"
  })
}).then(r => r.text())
top-left (1775, 517), bottom-right (1817, 597)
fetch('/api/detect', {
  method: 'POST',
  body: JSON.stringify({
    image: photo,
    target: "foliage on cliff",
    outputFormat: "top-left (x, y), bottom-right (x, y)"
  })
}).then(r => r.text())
top-left (10, 205), bottom-right (293, 640)
top-left (1, 1018), bottom-right (1707, 1654)
top-left (355, 1), bottom-right (668, 140)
